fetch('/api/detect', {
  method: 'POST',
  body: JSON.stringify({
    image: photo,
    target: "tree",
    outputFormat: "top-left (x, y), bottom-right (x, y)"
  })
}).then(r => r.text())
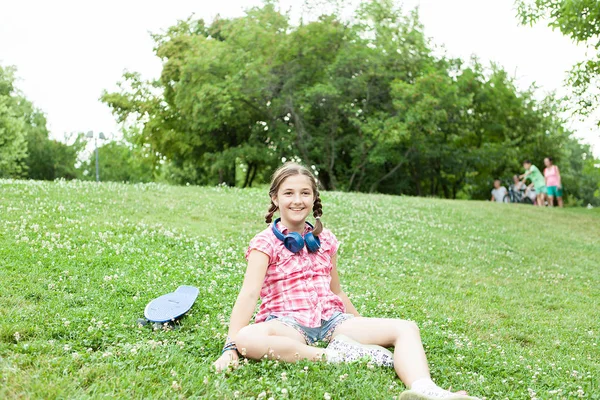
top-left (20, 101), bottom-right (85, 180)
top-left (79, 140), bottom-right (156, 183)
top-left (0, 65), bottom-right (28, 178)
top-left (516, 0), bottom-right (600, 122)
top-left (101, 0), bottom-right (597, 205)
top-left (0, 64), bottom-right (83, 180)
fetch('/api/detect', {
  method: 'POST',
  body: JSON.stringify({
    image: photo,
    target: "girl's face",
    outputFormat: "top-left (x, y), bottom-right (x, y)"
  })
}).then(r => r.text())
top-left (272, 174), bottom-right (314, 227)
top-left (544, 158), bottom-right (551, 167)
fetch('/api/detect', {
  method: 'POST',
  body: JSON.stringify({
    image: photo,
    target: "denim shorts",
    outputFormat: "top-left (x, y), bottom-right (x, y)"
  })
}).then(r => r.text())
top-left (265, 311), bottom-right (354, 345)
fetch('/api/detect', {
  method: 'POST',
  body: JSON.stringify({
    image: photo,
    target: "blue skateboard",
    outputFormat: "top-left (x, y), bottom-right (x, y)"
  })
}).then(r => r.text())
top-left (142, 285), bottom-right (199, 324)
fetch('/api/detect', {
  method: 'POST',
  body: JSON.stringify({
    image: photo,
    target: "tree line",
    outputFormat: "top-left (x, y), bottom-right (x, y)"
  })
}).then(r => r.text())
top-left (1, 0), bottom-right (599, 205)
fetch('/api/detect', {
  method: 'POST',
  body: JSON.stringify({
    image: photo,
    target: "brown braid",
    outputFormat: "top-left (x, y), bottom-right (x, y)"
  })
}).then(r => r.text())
top-left (312, 193), bottom-right (323, 236)
top-left (265, 201), bottom-right (278, 224)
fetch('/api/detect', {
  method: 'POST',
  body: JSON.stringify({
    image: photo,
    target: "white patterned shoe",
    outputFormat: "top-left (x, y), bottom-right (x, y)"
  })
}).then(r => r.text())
top-left (326, 334), bottom-right (394, 367)
top-left (399, 390), bottom-right (480, 400)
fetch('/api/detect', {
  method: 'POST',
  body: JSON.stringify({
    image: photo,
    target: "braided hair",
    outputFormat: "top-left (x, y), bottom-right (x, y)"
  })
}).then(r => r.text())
top-left (264, 162), bottom-right (323, 236)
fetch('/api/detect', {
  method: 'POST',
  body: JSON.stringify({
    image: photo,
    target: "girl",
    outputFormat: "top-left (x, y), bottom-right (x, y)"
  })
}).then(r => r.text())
top-left (543, 157), bottom-right (563, 207)
top-left (520, 160), bottom-right (546, 206)
top-left (213, 162), bottom-right (478, 400)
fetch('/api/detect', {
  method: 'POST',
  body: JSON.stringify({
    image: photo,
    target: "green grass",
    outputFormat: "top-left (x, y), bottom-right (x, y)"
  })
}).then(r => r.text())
top-left (1, 179), bottom-right (599, 399)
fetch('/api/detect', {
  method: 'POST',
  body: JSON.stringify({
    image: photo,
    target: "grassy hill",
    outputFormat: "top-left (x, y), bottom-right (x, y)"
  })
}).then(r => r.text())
top-left (1, 179), bottom-right (598, 399)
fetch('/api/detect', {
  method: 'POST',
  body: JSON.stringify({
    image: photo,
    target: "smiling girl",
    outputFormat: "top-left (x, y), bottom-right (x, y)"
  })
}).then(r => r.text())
top-left (213, 162), bottom-right (478, 400)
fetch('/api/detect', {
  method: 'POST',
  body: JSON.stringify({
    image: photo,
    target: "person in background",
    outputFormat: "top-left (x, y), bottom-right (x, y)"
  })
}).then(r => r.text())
top-left (490, 179), bottom-right (508, 203)
top-left (544, 157), bottom-right (564, 208)
top-left (509, 175), bottom-right (526, 203)
top-left (520, 160), bottom-right (546, 206)
top-left (509, 175), bottom-right (536, 204)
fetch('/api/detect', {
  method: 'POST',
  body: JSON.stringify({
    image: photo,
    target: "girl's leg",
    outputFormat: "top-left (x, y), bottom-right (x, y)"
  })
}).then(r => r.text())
top-left (557, 196), bottom-right (564, 207)
top-left (547, 195), bottom-right (554, 207)
top-left (331, 317), bottom-right (472, 398)
top-left (331, 317), bottom-right (429, 386)
top-left (235, 320), bottom-right (324, 362)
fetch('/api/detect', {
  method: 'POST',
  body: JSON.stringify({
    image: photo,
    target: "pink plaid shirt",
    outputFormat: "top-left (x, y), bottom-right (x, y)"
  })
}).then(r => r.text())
top-left (245, 221), bottom-right (345, 328)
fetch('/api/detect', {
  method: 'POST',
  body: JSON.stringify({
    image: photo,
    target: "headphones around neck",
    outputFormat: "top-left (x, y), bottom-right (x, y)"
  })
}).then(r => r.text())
top-left (271, 217), bottom-right (321, 253)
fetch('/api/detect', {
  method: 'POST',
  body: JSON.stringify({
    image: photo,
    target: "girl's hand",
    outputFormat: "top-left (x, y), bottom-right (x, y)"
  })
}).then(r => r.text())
top-left (214, 350), bottom-right (239, 372)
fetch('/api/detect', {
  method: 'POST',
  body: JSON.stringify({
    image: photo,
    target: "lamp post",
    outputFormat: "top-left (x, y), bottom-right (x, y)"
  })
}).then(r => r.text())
top-left (86, 131), bottom-right (106, 182)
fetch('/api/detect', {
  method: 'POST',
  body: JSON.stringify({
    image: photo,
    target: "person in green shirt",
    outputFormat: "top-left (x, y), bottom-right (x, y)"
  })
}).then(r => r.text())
top-left (519, 160), bottom-right (546, 206)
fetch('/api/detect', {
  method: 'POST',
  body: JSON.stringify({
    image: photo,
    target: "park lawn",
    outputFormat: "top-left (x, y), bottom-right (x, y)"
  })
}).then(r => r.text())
top-left (0, 179), bottom-right (598, 400)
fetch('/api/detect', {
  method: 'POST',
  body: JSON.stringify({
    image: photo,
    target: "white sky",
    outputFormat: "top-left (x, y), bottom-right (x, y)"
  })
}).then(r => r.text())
top-left (1, 0), bottom-right (598, 156)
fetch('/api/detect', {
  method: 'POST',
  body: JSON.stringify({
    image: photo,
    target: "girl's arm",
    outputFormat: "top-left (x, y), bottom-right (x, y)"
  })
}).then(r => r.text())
top-left (329, 253), bottom-right (360, 317)
top-left (556, 166), bottom-right (562, 187)
top-left (226, 250), bottom-right (269, 338)
top-left (214, 250), bottom-right (269, 370)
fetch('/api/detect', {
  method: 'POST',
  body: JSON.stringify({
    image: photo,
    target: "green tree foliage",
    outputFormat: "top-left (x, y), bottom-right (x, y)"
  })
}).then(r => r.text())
top-left (79, 140), bottom-right (156, 183)
top-left (0, 65), bottom-right (28, 178)
top-left (516, 0), bottom-right (600, 121)
top-left (102, 0), bottom-right (600, 205)
top-left (0, 64), bottom-right (83, 180)
top-left (21, 104), bottom-right (85, 181)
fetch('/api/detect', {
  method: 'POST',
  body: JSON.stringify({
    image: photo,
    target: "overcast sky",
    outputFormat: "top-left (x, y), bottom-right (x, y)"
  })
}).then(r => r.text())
top-left (1, 0), bottom-right (598, 156)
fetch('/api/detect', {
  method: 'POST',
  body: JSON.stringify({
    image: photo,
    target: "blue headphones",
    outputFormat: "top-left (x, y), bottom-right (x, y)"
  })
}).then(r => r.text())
top-left (272, 217), bottom-right (321, 253)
